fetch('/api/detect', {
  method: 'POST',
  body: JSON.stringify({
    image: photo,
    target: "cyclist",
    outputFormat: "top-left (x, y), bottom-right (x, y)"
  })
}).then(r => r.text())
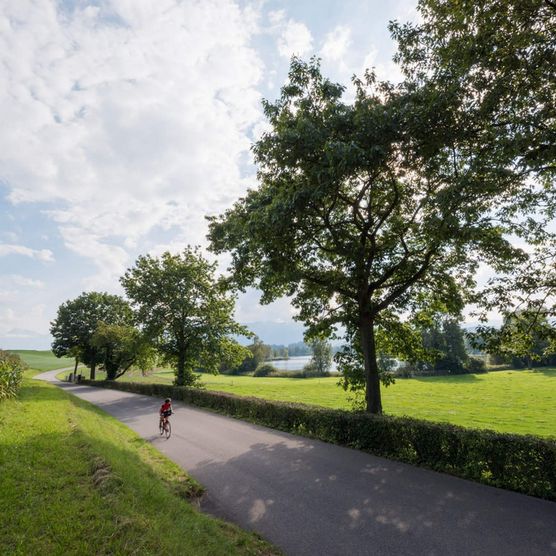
top-left (159, 397), bottom-right (173, 429)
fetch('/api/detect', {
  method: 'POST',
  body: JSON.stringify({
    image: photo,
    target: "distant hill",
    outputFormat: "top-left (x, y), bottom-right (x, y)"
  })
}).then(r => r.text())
top-left (0, 329), bottom-right (51, 350)
top-left (238, 321), bottom-right (306, 345)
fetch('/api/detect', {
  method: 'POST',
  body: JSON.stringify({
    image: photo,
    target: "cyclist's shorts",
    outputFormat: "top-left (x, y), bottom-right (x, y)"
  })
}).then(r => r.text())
top-left (162, 410), bottom-right (172, 417)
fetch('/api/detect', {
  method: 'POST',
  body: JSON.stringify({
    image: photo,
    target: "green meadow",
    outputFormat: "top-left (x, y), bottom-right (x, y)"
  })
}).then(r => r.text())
top-left (196, 370), bottom-right (556, 438)
top-left (23, 350), bottom-right (555, 438)
top-left (10, 349), bottom-right (73, 371)
top-left (97, 367), bottom-right (556, 439)
top-left (0, 371), bottom-right (277, 555)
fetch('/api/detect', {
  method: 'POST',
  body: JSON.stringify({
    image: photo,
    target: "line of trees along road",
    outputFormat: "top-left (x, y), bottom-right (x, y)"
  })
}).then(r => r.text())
top-left (51, 248), bottom-right (250, 385)
top-left (51, 0), bottom-right (555, 413)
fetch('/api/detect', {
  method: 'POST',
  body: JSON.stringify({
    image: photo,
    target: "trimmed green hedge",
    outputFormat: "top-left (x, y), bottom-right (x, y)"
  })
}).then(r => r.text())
top-left (82, 379), bottom-right (556, 500)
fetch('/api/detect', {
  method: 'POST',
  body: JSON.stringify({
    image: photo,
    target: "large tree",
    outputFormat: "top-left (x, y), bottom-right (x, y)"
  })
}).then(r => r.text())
top-left (91, 323), bottom-right (156, 380)
top-left (391, 0), bottom-right (556, 370)
top-left (120, 248), bottom-right (250, 386)
top-left (50, 292), bottom-right (132, 380)
top-left (390, 0), bottom-right (556, 183)
top-left (208, 58), bottom-right (527, 413)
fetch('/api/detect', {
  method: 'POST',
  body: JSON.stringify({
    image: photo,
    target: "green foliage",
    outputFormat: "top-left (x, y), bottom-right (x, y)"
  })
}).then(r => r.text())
top-left (0, 350), bottom-right (26, 401)
top-left (391, 0), bottom-right (556, 359)
top-left (120, 247), bottom-right (250, 386)
top-left (416, 317), bottom-right (469, 375)
top-left (474, 310), bottom-right (556, 369)
top-left (209, 57), bottom-right (526, 413)
top-left (390, 0), bottom-right (556, 185)
top-left (50, 292), bottom-right (132, 379)
top-left (465, 357), bottom-right (487, 374)
top-left (308, 338), bottom-right (332, 376)
top-left (253, 363), bottom-right (276, 377)
top-left (85, 379), bottom-right (556, 500)
top-left (91, 323), bottom-right (156, 380)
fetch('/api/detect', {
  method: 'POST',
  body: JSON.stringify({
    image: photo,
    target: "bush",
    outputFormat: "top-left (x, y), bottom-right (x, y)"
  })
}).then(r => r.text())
top-left (81, 379), bottom-right (556, 501)
top-left (253, 364), bottom-right (276, 377)
top-left (301, 362), bottom-right (330, 377)
top-left (465, 357), bottom-right (487, 373)
top-left (0, 350), bottom-right (26, 401)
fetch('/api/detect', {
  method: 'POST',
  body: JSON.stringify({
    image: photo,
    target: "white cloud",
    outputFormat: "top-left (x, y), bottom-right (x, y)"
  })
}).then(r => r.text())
top-left (235, 287), bottom-right (299, 323)
top-left (277, 19), bottom-right (313, 59)
top-left (0, 0), bottom-right (265, 290)
top-left (0, 303), bottom-right (48, 336)
top-left (321, 25), bottom-right (351, 63)
top-left (361, 46), bottom-right (404, 84)
top-left (3, 275), bottom-right (45, 288)
top-left (0, 243), bottom-right (54, 262)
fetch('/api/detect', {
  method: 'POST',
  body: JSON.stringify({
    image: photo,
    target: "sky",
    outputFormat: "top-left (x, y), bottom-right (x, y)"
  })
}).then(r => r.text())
top-left (0, 0), bottom-right (420, 349)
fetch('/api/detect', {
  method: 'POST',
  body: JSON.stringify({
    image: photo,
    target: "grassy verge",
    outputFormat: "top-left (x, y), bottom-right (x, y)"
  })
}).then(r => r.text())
top-left (0, 372), bottom-right (278, 555)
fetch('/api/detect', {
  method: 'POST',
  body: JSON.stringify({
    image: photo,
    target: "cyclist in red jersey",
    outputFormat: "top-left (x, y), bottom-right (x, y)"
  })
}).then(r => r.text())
top-left (159, 398), bottom-right (173, 427)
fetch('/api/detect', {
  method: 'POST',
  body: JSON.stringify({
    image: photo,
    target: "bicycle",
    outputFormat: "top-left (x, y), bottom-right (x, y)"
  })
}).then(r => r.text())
top-left (159, 414), bottom-right (172, 439)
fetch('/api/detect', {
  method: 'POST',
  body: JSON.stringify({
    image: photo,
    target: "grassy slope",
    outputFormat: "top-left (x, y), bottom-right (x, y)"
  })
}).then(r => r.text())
top-left (0, 372), bottom-right (277, 555)
top-left (196, 370), bottom-right (556, 437)
top-left (10, 349), bottom-right (73, 371)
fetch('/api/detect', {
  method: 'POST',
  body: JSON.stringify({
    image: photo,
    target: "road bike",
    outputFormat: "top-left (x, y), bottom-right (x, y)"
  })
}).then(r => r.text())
top-left (159, 414), bottom-right (172, 439)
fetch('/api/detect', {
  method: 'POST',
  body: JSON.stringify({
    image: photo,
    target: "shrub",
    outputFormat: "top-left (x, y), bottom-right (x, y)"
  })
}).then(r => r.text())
top-left (81, 379), bottom-right (556, 500)
top-left (301, 362), bottom-right (331, 377)
top-left (465, 357), bottom-right (487, 373)
top-left (0, 350), bottom-right (26, 401)
top-left (253, 364), bottom-right (276, 377)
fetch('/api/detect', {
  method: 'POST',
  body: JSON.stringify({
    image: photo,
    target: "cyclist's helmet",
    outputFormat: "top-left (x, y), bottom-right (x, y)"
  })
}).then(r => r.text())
top-left (165, 398), bottom-right (171, 403)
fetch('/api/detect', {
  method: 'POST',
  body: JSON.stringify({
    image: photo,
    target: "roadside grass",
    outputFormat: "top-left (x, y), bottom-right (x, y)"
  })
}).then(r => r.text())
top-left (10, 349), bottom-right (73, 371)
top-left (0, 372), bottom-right (278, 555)
top-left (102, 367), bottom-right (556, 438)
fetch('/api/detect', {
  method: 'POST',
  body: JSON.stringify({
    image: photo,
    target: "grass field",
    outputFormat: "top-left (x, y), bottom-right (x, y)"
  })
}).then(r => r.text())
top-left (0, 372), bottom-right (277, 555)
top-left (10, 349), bottom-right (73, 371)
top-left (35, 347), bottom-right (554, 438)
top-left (104, 368), bottom-right (556, 438)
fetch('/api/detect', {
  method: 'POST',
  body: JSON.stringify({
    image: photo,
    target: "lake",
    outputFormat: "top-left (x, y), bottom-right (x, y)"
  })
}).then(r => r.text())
top-left (270, 355), bottom-right (338, 373)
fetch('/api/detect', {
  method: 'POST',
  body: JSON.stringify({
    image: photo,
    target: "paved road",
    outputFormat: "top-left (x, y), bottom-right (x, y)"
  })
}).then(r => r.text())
top-left (36, 370), bottom-right (556, 556)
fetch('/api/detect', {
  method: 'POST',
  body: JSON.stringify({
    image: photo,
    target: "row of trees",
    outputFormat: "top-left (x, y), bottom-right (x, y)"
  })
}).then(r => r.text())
top-left (51, 249), bottom-right (250, 385)
top-left (223, 337), bottom-right (333, 376)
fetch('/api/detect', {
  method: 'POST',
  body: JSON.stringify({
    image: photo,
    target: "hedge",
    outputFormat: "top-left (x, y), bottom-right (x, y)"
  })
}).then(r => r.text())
top-left (81, 379), bottom-right (556, 500)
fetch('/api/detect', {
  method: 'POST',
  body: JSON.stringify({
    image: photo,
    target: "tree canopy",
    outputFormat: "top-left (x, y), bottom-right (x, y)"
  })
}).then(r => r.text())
top-left (91, 323), bottom-right (156, 380)
top-left (50, 292), bottom-right (133, 380)
top-left (120, 248), bottom-right (250, 386)
top-left (390, 0), bottom-right (556, 185)
top-left (208, 56), bottom-right (532, 413)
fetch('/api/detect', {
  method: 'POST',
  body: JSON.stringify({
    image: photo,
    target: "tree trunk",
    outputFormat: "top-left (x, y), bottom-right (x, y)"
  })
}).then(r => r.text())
top-left (359, 314), bottom-right (383, 414)
top-left (89, 353), bottom-right (96, 381)
top-left (73, 356), bottom-right (79, 382)
top-left (176, 349), bottom-right (186, 386)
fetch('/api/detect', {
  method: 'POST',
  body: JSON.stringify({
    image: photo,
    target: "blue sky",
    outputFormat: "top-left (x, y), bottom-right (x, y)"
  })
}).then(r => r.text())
top-left (0, 0), bottom-right (419, 349)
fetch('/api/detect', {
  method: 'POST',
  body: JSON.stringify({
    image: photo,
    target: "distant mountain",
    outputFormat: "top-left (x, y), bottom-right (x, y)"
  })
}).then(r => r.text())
top-left (0, 329), bottom-right (51, 350)
top-left (239, 321), bottom-right (306, 345)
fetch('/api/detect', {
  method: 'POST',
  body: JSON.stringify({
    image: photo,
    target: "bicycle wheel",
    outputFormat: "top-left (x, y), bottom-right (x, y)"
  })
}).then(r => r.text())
top-left (165, 420), bottom-right (171, 439)
top-left (159, 420), bottom-right (164, 435)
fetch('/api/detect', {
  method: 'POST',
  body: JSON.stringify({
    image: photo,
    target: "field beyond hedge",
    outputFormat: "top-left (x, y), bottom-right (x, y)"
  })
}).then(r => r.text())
top-left (23, 350), bottom-right (555, 438)
top-left (122, 368), bottom-right (556, 438)
top-left (199, 370), bottom-right (556, 438)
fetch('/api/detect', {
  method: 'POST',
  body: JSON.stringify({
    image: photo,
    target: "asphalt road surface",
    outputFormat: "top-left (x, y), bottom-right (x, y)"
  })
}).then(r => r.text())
top-left (36, 370), bottom-right (556, 556)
